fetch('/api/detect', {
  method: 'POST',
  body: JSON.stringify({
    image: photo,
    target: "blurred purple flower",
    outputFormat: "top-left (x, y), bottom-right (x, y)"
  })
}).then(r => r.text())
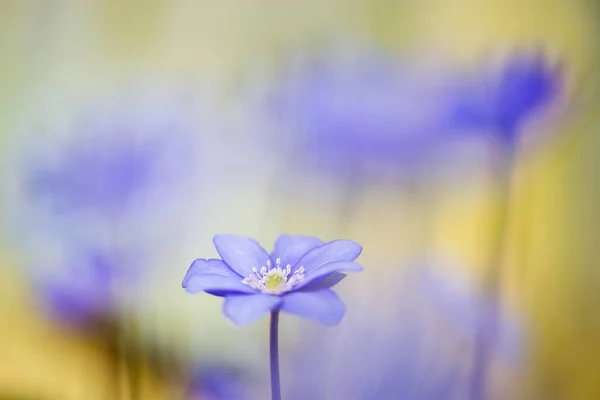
top-left (38, 250), bottom-right (122, 328)
top-left (447, 51), bottom-right (561, 144)
top-left (28, 137), bottom-right (158, 217)
top-left (283, 264), bottom-right (523, 399)
top-left (187, 365), bottom-right (249, 400)
top-left (25, 113), bottom-right (185, 218)
top-left (182, 234), bottom-right (363, 326)
top-left (270, 50), bottom-right (455, 177)
top-left (9, 95), bottom-right (199, 333)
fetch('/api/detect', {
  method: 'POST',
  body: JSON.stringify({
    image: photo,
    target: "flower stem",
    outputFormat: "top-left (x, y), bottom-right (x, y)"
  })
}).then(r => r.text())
top-left (469, 142), bottom-right (515, 400)
top-left (100, 322), bottom-right (122, 399)
top-left (127, 316), bottom-right (141, 400)
top-left (269, 311), bottom-right (282, 400)
top-left (338, 165), bottom-right (364, 234)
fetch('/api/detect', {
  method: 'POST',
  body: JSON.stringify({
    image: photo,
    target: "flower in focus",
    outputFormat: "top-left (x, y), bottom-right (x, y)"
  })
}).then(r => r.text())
top-left (282, 263), bottom-right (523, 399)
top-left (182, 234), bottom-right (363, 326)
top-left (447, 51), bottom-right (561, 145)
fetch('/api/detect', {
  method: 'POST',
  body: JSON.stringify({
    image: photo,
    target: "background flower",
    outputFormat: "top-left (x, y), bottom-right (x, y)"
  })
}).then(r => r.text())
top-left (445, 51), bottom-right (562, 145)
top-left (37, 249), bottom-right (120, 329)
top-left (186, 364), bottom-right (251, 400)
top-left (25, 127), bottom-right (163, 218)
top-left (268, 44), bottom-right (463, 180)
top-left (15, 93), bottom-right (198, 232)
top-left (2, 90), bottom-right (201, 333)
top-left (281, 262), bottom-right (524, 400)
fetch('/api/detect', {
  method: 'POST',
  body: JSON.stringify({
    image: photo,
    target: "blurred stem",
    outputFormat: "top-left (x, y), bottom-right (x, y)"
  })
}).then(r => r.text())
top-left (109, 219), bottom-right (140, 400)
top-left (403, 166), bottom-right (434, 258)
top-left (126, 316), bottom-right (141, 400)
top-left (269, 311), bottom-right (282, 400)
top-left (469, 142), bottom-right (515, 400)
top-left (338, 165), bottom-right (364, 234)
top-left (100, 322), bottom-right (122, 400)
top-left (117, 325), bottom-right (128, 400)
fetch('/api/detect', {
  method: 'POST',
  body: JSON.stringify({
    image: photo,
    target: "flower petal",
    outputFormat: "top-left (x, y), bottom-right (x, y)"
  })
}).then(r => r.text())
top-left (270, 234), bottom-right (324, 268)
top-left (222, 294), bottom-right (282, 326)
top-left (296, 261), bottom-right (362, 290)
top-left (213, 235), bottom-right (270, 277)
top-left (299, 272), bottom-right (347, 291)
top-left (295, 239), bottom-right (362, 273)
top-left (281, 289), bottom-right (345, 326)
top-left (182, 258), bottom-right (256, 296)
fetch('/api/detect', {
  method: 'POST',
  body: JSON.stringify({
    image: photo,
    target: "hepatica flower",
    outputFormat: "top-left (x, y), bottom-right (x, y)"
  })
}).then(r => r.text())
top-left (27, 134), bottom-right (158, 217)
top-left (183, 234), bottom-right (363, 400)
top-left (26, 120), bottom-right (175, 219)
top-left (442, 50), bottom-right (559, 400)
top-left (20, 96), bottom-right (197, 232)
top-left (271, 48), bottom-right (453, 177)
top-left (283, 264), bottom-right (523, 400)
top-left (447, 51), bottom-right (561, 146)
top-left (10, 94), bottom-right (198, 339)
top-left (182, 234), bottom-right (363, 326)
top-left (38, 248), bottom-right (124, 329)
top-left (14, 96), bottom-right (197, 297)
top-left (187, 364), bottom-right (250, 400)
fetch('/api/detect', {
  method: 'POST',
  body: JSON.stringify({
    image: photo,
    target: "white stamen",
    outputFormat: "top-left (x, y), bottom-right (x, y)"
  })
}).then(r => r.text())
top-left (241, 258), bottom-right (306, 295)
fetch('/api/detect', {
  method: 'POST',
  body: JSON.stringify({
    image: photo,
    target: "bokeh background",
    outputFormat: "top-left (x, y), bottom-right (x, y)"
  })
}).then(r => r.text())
top-left (1, 1), bottom-right (599, 399)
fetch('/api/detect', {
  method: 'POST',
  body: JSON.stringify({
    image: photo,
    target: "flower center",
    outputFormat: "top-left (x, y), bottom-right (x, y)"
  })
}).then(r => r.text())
top-left (241, 258), bottom-right (305, 295)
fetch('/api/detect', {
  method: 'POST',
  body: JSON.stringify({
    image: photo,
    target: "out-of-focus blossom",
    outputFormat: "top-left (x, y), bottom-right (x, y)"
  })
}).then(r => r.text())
top-left (187, 365), bottom-right (250, 400)
top-left (37, 248), bottom-right (126, 329)
top-left (282, 263), bottom-right (523, 399)
top-left (182, 234), bottom-right (363, 326)
top-left (3, 92), bottom-right (201, 330)
top-left (269, 47), bottom-right (459, 178)
top-left (447, 51), bottom-right (561, 145)
top-left (23, 104), bottom-right (195, 223)
top-left (3, 91), bottom-right (201, 254)
top-left (26, 131), bottom-right (161, 218)
top-left (270, 47), bottom-right (561, 182)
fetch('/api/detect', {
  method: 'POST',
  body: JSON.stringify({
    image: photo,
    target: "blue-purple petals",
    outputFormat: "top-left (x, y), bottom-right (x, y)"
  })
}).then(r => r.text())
top-left (36, 245), bottom-right (140, 331)
top-left (25, 116), bottom-right (185, 220)
top-left (182, 234), bottom-right (363, 326)
top-left (26, 134), bottom-right (158, 217)
top-left (9, 95), bottom-right (198, 334)
top-left (187, 365), bottom-right (250, 400)
top-left (270, 48), bottom-right (456, 177)
top-left (447, 51), bottom-right (561, 145)
top-left (39, 250), bottom-right (116, 328)
top-left (283, 263), bottom-right (524, 399)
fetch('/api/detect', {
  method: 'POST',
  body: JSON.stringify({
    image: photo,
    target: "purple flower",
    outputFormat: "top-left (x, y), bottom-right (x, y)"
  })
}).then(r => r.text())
top-left (182, 234), bottom-right (363, 326)
top-left (187, 365), bottom-right (250, 400)
top-left (270, 49), bottom-right (455, 177)
top-left (38, 250), bottom-right (119, 328)
top-left (282, 263), bottom-right (523, 399)
top-left (27, 135), bottom-right (159, 217)
top-left (25, 117), bottom-right (182, 219)
top-left (447, 51), bottom-right (561, 144)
